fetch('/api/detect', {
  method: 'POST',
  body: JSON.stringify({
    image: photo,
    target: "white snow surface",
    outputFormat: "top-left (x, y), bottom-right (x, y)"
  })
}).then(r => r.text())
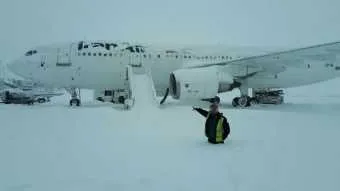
top-left (1, 77), bottom-right (340, 191)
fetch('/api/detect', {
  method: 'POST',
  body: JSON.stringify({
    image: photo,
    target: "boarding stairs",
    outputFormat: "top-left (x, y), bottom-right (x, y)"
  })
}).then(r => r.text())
top-left (123, 60), bottom-right (158, 109)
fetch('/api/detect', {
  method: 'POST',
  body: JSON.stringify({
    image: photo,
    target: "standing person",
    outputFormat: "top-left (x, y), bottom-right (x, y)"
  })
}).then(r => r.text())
top-left (193, 103), bottom-right (230, 144)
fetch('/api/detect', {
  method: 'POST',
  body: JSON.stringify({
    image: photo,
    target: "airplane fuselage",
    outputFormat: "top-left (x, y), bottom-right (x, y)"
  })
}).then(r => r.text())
top-left (9, 41), bottom-right (340, 97)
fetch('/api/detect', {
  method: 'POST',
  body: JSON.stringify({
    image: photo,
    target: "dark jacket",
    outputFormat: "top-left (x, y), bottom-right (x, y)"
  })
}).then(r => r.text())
top-left (194, 108), bottom-right (230, 143)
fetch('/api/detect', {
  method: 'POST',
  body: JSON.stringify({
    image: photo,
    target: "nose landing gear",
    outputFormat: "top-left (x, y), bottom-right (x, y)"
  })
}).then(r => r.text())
top-left (67, 88), bottom-right (81, 106)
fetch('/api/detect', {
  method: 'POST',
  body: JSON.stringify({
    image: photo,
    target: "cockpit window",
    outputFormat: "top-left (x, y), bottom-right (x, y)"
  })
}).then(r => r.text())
top-left (25, 50), bottom-right (38, 56)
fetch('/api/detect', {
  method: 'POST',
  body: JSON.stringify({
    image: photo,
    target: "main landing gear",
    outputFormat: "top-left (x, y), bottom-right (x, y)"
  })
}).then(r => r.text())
top-left (232, 87), bottom-right (284, 107)
top-left (67, 88), bottom-right (81, 106)
top-left (232, 96), bottom-right (256, 108)
top-left (231, 86), bottom-right (256, 108)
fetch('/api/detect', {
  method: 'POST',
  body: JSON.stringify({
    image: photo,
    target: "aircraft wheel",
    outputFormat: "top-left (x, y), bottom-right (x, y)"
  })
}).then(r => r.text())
top-left (37, 98), bottom-right (46, 103)
top-left (118, 96), bottom-right (125, 104)
top-left (232, 97), bottom-right (239, 107)
top-left (249, 97), bottom-right (259, 106)
top-left (238, 96), bottom-right (250, 107)
top-left (124, 99), bottom-right (134, 110)
top-left (70, 98), bottom-right (81, 106)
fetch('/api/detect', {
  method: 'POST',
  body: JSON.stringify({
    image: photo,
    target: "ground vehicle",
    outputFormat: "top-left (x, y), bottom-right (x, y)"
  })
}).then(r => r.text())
top-left (95, 89), bottom-right (129, 104)
top-left (1, 91), bottom-right (35, 105)
top-left (0, 88), bottom-right (63, 105)
top-left (251, 89), bottom-right (284, 105)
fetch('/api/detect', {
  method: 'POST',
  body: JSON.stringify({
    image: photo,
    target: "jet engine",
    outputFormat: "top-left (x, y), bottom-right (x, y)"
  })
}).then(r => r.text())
top-left (168, 67), bottom-right (234, 101)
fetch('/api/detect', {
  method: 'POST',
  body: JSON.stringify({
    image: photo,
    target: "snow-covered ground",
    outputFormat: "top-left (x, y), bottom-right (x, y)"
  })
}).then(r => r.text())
top-left (1, 77), bottom-right (340, 191)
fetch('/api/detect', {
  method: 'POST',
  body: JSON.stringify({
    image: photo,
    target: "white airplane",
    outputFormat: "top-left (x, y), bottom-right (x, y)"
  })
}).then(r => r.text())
top-left (7, 40), bottom-right (340, 107)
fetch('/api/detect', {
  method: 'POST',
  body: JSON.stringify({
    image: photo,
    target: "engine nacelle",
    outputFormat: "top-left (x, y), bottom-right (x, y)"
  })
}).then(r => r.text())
top-left (169, 67), bottom-right (234, 101)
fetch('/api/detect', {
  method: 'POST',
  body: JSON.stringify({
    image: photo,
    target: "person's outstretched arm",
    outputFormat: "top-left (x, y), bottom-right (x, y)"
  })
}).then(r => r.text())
top-left (193, 107), bottom-right (209, 117)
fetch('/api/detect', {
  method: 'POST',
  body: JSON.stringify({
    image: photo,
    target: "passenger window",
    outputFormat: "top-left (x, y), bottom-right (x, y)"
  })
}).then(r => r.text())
top-left (175, 55), bottom-right (178, 59)
top-left (109, 53), bottom-right (112, 57)
top-left (103, 53), bottom-right (107, 57)
top-left (93, 53), bottom-right (97, 56)
top-left (98, 53), bottom-right (102, 56)
top-left (222, 56), bottom-right (225, 59)
top-left (88, 52), bottom-right (91, 56)
top-left (184, 55), bottom-right (187, 59)
top-left (82, 52), bottom-right (86, 56)
top-left (188, 56), bottom-right (191, 59)
top-left (144, 54), bottom-right (147, 58)
top-left (157, 54), bottom-right (160, 58)
top-left (78, 53), bottom-right (81, 56)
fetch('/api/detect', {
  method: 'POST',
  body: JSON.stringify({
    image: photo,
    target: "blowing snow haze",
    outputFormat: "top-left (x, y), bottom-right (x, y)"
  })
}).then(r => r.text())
top-left (1, 0), bottom-right (340, 60)
top-left (2, 0), bottom-right (340, 191)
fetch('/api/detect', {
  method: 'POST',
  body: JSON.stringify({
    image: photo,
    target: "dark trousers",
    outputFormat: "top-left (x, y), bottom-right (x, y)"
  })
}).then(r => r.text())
top-left (208, 139), bottom-right (224, 144)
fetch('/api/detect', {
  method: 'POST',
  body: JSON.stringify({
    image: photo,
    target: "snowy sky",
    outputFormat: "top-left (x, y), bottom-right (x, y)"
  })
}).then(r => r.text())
top-left (1, 0), bottom-right (340, 60)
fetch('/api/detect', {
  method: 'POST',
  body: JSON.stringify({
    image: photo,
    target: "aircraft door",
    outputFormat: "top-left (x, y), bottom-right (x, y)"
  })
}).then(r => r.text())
top-left (127, 46), bottom-right (145, 74)
top-left (54, 43), bottom-right (80, 85)
top-left (56, 44), bottom-right (72, 66)
top-left (128, 46), bottom-right (142, 67)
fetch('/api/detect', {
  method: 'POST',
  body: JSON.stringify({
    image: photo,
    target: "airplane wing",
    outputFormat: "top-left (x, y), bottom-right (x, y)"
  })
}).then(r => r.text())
top-left (185, 41), bottom-right (340, 79)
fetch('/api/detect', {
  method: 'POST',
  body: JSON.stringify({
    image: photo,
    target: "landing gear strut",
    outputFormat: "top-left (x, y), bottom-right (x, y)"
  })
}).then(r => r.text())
top-left (67, 88), bottom-right (81, 106)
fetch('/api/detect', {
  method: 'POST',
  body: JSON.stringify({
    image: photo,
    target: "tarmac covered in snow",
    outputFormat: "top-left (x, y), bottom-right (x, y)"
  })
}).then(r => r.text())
top-left (1, 77), bottom-right (340, 191)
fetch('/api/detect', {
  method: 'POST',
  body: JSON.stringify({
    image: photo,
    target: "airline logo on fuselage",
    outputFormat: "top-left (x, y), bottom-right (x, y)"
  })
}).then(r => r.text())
top-left (78, 41), bottom-right (118, 51)
top-left (77, 41), bottom-right (146, 53)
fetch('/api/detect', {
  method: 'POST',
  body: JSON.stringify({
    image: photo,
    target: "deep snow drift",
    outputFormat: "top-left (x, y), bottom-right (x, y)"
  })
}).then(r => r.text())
top-left (1, 78), bottom-right (340, 191)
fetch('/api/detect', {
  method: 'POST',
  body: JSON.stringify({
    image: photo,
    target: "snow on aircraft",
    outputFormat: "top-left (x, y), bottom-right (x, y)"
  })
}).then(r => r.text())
top-left (7, 40), bottom-right (340, 107)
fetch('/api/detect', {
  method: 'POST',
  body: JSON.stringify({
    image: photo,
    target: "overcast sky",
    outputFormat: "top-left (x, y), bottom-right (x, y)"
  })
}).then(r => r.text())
top-left (1, 0), bottom-right (340, 60)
